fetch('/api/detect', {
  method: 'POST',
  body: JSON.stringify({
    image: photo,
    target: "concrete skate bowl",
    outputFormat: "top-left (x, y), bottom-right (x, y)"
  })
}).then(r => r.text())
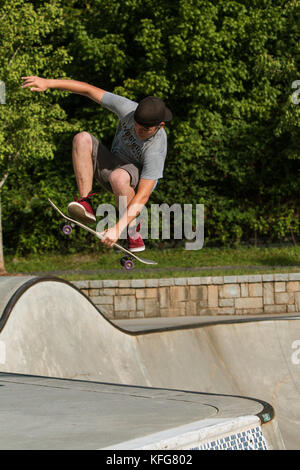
top-left (0, 276), bottom-right (299, 449)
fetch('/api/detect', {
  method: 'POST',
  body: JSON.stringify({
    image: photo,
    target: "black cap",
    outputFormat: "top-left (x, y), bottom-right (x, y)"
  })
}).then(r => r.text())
top-left (134, 96), bottom-right (173, 127)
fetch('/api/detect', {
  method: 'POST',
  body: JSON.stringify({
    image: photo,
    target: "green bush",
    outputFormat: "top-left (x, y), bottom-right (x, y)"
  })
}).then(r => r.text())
top-left (1, 0), bottom-right (299, 256)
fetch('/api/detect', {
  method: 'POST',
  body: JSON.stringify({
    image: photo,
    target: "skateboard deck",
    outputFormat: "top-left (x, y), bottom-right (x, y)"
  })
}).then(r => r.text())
top-left (48, 198), bottom-right (157, 270)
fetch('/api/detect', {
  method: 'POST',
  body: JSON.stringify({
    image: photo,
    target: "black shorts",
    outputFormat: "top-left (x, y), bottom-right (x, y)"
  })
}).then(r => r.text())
top-left (88, 133), bottom-right (140, 193)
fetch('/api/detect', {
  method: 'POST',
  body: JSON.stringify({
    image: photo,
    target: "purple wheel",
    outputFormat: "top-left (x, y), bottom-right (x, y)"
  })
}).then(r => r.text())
top-left (120, 257), bottom-right (134, 270)
top-left (62, 224), bottom-right (73, 235)
top-left (124, 259), bottom-right (134, 270)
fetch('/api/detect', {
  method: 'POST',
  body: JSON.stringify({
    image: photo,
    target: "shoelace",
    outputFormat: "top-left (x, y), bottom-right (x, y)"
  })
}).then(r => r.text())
top-left (74, 192), bottom-right (98, 203)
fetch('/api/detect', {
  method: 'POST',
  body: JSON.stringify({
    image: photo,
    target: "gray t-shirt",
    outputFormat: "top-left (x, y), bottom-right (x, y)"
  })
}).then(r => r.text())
top-left (100, 92), bottom-right (167, 180)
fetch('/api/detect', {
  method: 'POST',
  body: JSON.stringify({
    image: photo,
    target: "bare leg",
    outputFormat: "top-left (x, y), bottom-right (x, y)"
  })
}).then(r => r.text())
top-left (72, 132), bottom-right (94, 198)
top-left (109, 168), bottom-right (137, 230)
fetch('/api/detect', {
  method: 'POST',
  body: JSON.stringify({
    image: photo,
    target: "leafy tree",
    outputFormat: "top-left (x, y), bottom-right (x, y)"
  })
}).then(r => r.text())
top-left (1, 0), bottom-right (299, 261)
top-left (0, 0), bottom-right (74, 270)
top-left (60, 0), bottom-right (299, 245)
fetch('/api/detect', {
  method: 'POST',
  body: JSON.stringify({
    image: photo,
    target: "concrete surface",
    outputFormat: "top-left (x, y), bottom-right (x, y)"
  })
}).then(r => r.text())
top-left (0, 276), bottom-right (299, 449)
top-left (0, 372), bottom-right (279, 450)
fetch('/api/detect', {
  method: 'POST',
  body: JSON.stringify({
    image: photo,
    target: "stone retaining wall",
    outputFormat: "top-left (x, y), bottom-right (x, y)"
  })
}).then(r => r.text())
top-left (72, 273), bottom-right (300, 320)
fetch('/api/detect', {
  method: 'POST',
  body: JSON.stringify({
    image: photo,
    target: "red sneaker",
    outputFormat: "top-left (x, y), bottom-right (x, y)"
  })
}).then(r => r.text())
top-left (67, 193), bottom-right (96, 224)
top-left (127, 232), bottom-right (145, 252)
top-left (127, 223), bottom-right (145, 252)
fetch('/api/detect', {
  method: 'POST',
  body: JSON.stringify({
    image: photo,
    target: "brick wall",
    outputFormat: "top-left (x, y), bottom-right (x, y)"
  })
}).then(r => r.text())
top-left (72, 273), bottom-right (300, 320)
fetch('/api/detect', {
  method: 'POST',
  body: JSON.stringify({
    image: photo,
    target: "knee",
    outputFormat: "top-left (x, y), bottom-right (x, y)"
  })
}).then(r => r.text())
top-left (72, 131), bottom-right (92, 150)
top-left (109, 169), bottom-right (131, 192)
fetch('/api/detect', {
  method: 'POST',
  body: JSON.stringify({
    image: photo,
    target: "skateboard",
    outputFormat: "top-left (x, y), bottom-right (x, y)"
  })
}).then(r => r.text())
top-left (48, 198), bottom-right (157, 270)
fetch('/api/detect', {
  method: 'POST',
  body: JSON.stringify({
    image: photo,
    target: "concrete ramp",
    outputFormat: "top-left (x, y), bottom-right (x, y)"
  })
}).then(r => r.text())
top-left (0, 373), bottom-right (280, 450)
top-left (0, 276), bottom-right (299, 448)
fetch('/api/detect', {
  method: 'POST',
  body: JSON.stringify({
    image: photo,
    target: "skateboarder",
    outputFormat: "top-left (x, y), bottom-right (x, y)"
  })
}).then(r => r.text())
top-left (21, 76), bottom-right (172, 252)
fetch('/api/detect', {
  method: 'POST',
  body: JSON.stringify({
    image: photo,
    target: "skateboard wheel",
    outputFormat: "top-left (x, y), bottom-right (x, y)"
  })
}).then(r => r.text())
top-left (120, 257), bottom-right (134, 270)
top-left (120, 256), bottom-right (129, 266)
top-left (61, 223), bottom-right (73, 235)
top-left (124, 259), bottom-right (134, 270)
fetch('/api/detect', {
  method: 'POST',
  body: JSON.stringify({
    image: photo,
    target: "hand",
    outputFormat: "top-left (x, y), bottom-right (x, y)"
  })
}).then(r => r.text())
top-left (21, 76), bottom-right (49, 92)
top-left (99, 226), bottom-right (120, 248)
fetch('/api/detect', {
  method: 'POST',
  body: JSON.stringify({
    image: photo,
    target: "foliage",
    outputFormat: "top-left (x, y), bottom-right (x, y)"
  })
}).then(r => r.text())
top-left (0, 0), bottom-right (77, 259)
top-left (1, 0), bottom-right (299, 256)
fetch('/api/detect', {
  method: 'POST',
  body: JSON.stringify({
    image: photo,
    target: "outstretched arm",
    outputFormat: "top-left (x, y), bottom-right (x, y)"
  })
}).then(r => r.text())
top-left (21, 76), bottom-right (106, 103)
